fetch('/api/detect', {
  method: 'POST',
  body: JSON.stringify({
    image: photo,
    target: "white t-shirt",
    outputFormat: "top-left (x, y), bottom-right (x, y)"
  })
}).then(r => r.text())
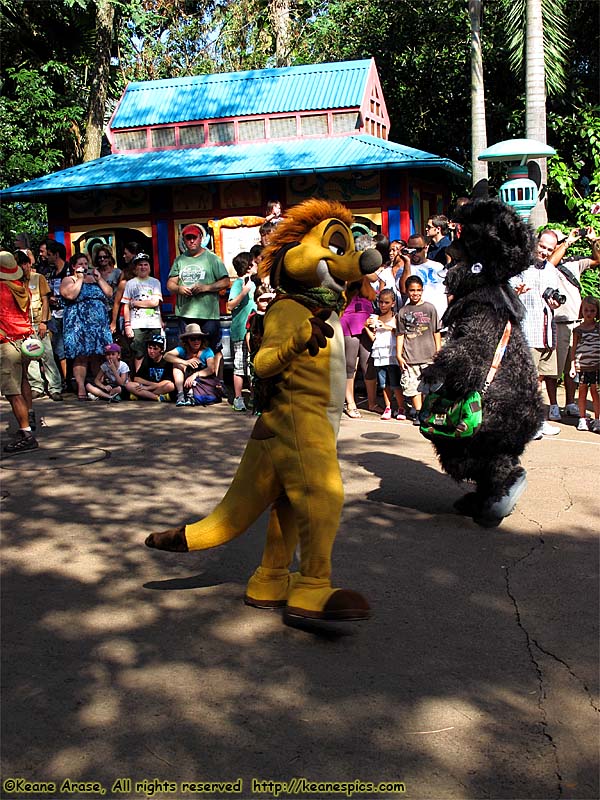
top-left (122, 277), bottom-right (163, 329)
top-left (410, 259), bottom-right (448, 319)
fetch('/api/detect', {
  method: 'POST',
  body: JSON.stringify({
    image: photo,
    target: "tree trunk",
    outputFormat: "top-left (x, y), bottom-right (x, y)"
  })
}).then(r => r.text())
top-left (82, 0), bottom-right (115, 162)
top-left (526, 0), bottom-right (547, 228)
top-left (469, 0), bottom-right (488, 191)
top-left (270, 0), bottom-right (291, 67)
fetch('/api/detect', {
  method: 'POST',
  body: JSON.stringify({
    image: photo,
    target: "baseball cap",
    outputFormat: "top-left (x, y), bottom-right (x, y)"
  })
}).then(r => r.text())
top-left (104, 343), bottom-right (121, 354)
top-left (182, 224), bottom-right (202, 237)
top-left (132, 252), bottom-right (151, 265)
top-left (147, 334), bottom-right (165, 349)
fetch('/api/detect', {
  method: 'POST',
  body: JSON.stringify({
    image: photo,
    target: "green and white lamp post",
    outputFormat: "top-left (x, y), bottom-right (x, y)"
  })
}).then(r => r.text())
top-left (478, 139), bottom-right (556, 224)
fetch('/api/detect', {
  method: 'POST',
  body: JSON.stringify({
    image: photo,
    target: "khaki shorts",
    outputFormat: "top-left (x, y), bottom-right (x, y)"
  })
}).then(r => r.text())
top-left (555, 323), bottom-right (573, 377)
top-left (0, 339), bottom-right (28, 396)
top-left (400, 363), bottom-right (427, 397)
top-left (530, 347), bottom-right (558, 378)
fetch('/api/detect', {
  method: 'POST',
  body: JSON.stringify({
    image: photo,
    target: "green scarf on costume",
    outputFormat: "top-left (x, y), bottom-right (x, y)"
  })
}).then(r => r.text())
top-left (275, 285), bottom-right (345, 315)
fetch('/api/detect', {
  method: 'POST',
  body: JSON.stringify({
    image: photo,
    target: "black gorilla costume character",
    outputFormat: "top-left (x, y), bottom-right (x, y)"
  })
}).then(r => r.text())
top-left (419, 198), bottom-right (544, 527)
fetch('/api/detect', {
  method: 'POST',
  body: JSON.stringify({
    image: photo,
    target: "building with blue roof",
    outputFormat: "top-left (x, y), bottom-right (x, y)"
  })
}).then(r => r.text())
top-left (1, 58), bottom-right (466, 293)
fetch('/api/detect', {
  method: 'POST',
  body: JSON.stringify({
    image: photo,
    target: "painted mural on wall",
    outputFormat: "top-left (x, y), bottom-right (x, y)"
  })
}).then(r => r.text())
top-left (69, 189), bottom-right (150, 218)
top-left (172, 184), bottom-right (215, 212)
top-left (287, 172), bottom-right (380, 204)
top-left (219, 180), bottom-right (262, 210)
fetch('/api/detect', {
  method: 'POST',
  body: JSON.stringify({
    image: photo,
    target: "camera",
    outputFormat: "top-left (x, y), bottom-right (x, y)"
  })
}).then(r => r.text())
top-left (542, 287), bottom-right (566, 305)
top-left (401, 247), bottom-right (417, 255)
top-left (578, 228), bottom-right (588, 238)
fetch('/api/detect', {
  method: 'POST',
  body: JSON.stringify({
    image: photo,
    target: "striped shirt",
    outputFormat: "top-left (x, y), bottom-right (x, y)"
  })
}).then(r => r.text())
top-left (574, 323), bottom-right (600, 371)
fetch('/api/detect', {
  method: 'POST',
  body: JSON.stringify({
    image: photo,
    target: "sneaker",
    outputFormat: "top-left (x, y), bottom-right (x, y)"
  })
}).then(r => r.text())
top-left (548, 404), bottom-right (561, 421)
top-left (232, 396), bottom-right (247, 412)
top-left (380, 407), bottom-right (392, 420)
top-left (3, 430), bottom-right (39, 454)
top-left (48, 392), bottom-right (63, 401)
top-left (28, 410), bottom-right (37, 432)
top-left (109, 394), bottom-right (122, 403)
top-left (87, 392), bottom-right (99, 401)
top-left (536, 421), bottom-right (561, 437)
top-left (176, 392), bottom-right (189, 407)
top-left (395, 409), bottom-right (407, 420)
top-left (31, 390), bottom-right (45, 399)
top-left (577, 417), bottom-right (589, 431)
top-left (591, 420), bottom-right (600, 434)
top-left (157, 394), bottom-right (170, 403)
top-left (565, 403), bottom-right (579, 417)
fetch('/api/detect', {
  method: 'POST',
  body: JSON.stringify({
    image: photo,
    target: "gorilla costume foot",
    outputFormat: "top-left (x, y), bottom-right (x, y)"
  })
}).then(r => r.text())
top-left (473, 472), bottom-right (528, 528)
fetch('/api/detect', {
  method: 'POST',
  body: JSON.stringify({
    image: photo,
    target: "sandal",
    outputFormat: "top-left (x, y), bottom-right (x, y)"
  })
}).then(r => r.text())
top-left (367, 404), bottom-right (385, 415)
top-left (344, 405), bottom-right (362, 419)
top-left (77, 394), bottom-right (89, 401)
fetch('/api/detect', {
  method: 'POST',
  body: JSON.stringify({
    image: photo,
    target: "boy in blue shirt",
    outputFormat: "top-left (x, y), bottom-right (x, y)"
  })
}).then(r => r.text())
top-left (226, 252), bottom-right (257, 411)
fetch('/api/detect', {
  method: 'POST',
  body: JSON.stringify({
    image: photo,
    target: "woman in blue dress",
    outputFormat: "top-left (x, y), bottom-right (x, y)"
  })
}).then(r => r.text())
top-left (60, 253), bottom-right (114, 399)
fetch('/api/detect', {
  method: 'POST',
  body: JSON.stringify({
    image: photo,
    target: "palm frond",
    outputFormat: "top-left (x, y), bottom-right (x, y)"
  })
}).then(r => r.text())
top-left (500, 0), bottom-right (569, 96)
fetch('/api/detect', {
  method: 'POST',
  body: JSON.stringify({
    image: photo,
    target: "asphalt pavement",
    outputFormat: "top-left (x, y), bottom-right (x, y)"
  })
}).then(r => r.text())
top-left (1, 389), bottom-right (598, 800)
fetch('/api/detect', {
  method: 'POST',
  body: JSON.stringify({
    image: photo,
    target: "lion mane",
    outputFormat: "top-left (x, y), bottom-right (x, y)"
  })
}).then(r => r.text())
top-left (260, 198), bottom-right (355, 286)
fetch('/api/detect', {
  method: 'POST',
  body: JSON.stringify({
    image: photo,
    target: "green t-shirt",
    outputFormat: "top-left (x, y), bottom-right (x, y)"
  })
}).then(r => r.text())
top-left (169, 250), bottom-right (228, 320)
top-left (229, 278), bottom-right (257, 341)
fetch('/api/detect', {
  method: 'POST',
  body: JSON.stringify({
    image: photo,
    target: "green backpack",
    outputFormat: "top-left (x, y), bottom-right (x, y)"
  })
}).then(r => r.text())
top-left (419, 391), bottom-right (483, 440)
top-left (419, 320), bottom-right (512, 442)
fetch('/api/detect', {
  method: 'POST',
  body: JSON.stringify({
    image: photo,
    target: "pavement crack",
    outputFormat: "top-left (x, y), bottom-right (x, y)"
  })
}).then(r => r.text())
top-left (531, 637), bottom-right (600, 714)
top-left (503, 544), bottom-right (564, 799)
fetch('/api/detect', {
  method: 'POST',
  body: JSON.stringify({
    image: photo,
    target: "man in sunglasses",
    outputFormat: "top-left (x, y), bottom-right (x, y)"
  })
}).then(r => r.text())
top-left (425, 215), bottom-right (451, 265)
top-left (399, 233), bottom-right (448, 319)
top-left (167, 224), bottom-right (230, 373)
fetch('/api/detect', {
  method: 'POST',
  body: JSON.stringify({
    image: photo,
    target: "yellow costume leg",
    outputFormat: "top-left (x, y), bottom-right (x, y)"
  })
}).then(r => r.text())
top-left (277, 440), bottom-right (370, 620)
top-left (245, 495), bottom-right (300, 608)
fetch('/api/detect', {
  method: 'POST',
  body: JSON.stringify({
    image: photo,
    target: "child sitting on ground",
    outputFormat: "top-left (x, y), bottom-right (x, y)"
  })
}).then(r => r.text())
top-left (126, 335), bottom-right (175, 401)
top-left (570, 295), bottom-right (600, 433)
top-left (86, 343), bottom-right (130, 402)
top-left (364, 288), bottom-right (405, 420)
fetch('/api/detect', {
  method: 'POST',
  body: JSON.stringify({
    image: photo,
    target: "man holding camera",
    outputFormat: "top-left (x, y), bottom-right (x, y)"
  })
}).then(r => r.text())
top-left (547, 228), bottom-right (600, 421)
top-left (512, 230), bottom-right (565, 436)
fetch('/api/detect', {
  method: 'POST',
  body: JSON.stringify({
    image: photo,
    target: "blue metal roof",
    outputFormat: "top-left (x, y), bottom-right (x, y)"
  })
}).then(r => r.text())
top-left (110, 60), bottom-right (373, 129)
top-left (0, 135), bottom-right (466, 200)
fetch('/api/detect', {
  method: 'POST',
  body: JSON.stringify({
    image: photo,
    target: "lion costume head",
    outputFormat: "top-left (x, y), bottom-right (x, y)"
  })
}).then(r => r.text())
top-left (260, 199), bottom-right (381, 296)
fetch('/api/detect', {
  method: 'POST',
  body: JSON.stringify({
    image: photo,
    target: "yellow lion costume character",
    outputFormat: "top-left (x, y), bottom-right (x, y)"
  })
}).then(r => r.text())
top-left (146, 199), bottom-right (381, 622)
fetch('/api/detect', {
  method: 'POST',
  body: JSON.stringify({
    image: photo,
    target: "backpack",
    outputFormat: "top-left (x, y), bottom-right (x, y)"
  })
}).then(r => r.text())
top-left (419, 320), bottom-right (511, 441)
top-left (419, 391), bottom-right (483, 440)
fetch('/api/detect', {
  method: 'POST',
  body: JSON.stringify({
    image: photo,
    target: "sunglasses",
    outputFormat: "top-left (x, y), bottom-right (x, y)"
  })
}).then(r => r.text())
top-left (184, 234), bottom-right (199, 241)
top-left (186, 336), bottom-right (203, 342)
top-left (97, 255), bottom-right (110, 260)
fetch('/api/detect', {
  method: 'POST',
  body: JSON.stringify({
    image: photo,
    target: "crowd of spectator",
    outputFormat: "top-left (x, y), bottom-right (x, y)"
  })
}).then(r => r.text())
top-left (2, 202), bottom-right (600, 454)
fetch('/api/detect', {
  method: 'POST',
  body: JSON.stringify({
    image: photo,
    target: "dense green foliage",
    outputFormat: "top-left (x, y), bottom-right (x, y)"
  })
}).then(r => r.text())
top-left (0, 0), bottom-right (598, 247)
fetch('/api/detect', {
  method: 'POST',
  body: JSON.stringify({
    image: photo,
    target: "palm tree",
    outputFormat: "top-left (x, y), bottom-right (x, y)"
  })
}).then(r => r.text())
top-left (504, 0), bottom-right (569, 227)
top-left (469, 0), bottom-right (488, 191)
top-left (82, 0), bottom-right (116, 162)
